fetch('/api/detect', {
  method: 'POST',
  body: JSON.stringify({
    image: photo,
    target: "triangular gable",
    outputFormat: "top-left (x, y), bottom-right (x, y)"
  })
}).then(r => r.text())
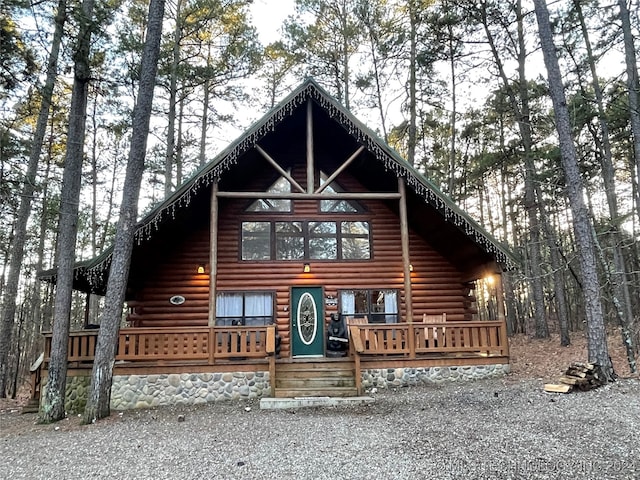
top-left (47, 78), bottom-right (517, 292)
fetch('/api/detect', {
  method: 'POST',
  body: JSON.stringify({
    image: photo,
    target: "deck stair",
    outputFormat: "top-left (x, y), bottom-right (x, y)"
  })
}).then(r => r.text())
top-left (273, 360), bottom-right (358, 398)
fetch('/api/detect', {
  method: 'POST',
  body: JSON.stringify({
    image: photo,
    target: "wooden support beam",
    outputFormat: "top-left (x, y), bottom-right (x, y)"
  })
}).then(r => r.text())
top-left (208, 180), bottom-right (219, 327)
top-left (495, 272), bottom-right (506, 323)
top-left (315, 145), bottom-right (365, 194)
top-left (217, 191), bottom-right (401, 200)
top-left (306, 99), bottom-right (314, 193)
top-left (255, 145), bottom-right (306, 193)
top-left (398, 178), bottom-right (413, 323)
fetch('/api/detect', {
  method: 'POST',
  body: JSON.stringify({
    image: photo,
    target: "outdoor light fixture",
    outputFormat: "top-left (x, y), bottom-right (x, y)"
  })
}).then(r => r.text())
top-left (197, 264), bottom-right (206, 274)
top-left (303, 263), bottom-right (311, 273)
top-left (409, 264), bottom-right (414, 272)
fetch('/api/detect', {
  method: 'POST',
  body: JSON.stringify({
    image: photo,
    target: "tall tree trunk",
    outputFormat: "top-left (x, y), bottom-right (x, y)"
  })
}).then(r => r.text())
top-left (572, 0), bottom-right (635, 369)
top-left (532, 0), bottom-right (614, 380)
top-left (617, 0), bottom-right (640, 226)
top-left (0, 0), bottom-right (67, 397)
top-left (481, 0), bottom-right (548, 338)
top-left (83, 0), bottom-right (166, 423)
top-left (41, 0), bottom-right (95, 422)
top-left (165, 0), bottom-right (182, 198)
top-left (407, 0), bottom-right (417, 166)
top-left (447, 18), bottom-right (456, 196)
top-left (199, 76), bottom-right (210, 166)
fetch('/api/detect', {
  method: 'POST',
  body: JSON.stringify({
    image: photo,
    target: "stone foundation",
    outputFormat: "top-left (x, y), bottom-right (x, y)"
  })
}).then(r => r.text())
top-left (110, 371), bottom-right (271, 410)
top-left (48, 363), bottom-right (509, 412)
top-left (361, 364), bottom-right (511, 391)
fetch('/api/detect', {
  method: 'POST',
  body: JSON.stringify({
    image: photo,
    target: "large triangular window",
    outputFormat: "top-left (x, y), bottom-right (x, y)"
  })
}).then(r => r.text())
top-left (319, 172), bottom-right (363, 213)
top-left (246, 176), bottom-right (292, 212)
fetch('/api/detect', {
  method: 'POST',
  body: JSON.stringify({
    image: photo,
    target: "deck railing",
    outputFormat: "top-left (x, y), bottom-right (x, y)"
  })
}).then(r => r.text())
top-left (42, 321), bottom-right (508, 366)
top-left (43, 326), bottom-right (277, 365)
top-left (349, 321), bottom-right (508, 357)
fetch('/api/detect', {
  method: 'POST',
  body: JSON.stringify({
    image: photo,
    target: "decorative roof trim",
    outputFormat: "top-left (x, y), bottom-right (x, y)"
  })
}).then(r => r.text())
top-left (68, 79), bottom-right (516, 289)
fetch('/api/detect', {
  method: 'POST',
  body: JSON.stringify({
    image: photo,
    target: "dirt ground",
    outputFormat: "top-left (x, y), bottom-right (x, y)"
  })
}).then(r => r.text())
top-left (1, 329), bottom-right (637, 433)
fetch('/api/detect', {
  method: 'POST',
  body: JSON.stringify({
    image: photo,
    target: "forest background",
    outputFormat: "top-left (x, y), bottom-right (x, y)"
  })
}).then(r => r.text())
top-left (1, 0), bottom-right (639, 400)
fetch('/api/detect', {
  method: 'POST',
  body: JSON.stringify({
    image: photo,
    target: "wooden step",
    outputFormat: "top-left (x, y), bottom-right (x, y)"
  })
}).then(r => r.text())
top-left (273, 360), bottom-right (358, 397)
top-left (276, 376), bottom-right (355, 389)
top-left (274, 387), bottom-right (358, 398)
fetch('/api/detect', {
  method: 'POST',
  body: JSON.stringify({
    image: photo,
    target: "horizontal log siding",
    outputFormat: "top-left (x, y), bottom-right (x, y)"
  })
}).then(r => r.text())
top-left (215, 172), bottom-right (470, 358)
top-left (129, 230), bottom-right (211, 327)
top-left (130, 172), bottom-right (473, 356)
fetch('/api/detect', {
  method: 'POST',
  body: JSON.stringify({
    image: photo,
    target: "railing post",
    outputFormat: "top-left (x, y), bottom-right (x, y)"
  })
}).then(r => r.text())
top-left (208, 327), bottom-right (215, 365)
top-left (499, 320), bottom-right (510, 357)
top-left (408, 323), bottom-right (415, 359)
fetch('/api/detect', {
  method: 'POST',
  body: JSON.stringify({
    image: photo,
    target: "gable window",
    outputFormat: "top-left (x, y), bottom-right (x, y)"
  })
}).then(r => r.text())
top-left (241, 221), bottom-right (371, 260)
top-left (319, 172), bottom-right (363, 213)
top-left (339, 289), bottom-right (398, 323)
top-left (246, 176), bottom-right (292, 212)
top-left (216, 292), bottom-right (274, 326)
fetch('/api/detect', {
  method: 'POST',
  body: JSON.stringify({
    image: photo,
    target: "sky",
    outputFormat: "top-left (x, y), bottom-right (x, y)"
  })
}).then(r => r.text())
top-left (249, 0), bottom-right (296, 44)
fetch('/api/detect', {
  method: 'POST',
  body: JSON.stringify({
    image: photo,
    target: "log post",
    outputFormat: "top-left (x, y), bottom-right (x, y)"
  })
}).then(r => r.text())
top-left (495, 272), bottom-right (506, 322)
top-left (398, 178), bottom-right (413, 323)
top-left (208, 180), bottom-right (219, 327)
top-left (306, 99), bottom-right (314, 193)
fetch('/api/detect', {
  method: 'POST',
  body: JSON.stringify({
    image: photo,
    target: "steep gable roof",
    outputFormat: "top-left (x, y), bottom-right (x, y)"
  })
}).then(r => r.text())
top-left (43, 78), bottom-right (517, 293)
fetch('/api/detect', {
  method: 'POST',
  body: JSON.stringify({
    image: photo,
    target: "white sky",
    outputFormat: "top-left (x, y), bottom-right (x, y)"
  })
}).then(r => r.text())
top-left (249, 0), bottom-right (296, 44)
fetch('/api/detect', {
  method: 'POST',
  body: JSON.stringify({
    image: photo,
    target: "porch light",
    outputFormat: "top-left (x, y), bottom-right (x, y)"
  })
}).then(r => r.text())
top-left (409, 264), bottom-right (414, 272)
top-left (303, 263), bottom-right (311, 273)
top-left (197, 264), bottom-right (206, 274)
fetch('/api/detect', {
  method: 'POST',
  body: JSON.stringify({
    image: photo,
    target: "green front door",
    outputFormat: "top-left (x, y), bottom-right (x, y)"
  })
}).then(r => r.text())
top-left (291, 287), bottom-right (324, 357)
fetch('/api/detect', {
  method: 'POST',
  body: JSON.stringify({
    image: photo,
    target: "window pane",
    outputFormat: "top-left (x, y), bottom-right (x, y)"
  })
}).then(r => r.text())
top-left (276, 222), bottom-right (304, 260)
top-left (242, 222), bottom-right (271, 260)
top-left (342, 221), bottom-right (369, 235)
top-left (246, 177), bottom-right (292, 212)
top-left (342, 221), bottom-right (370, 259)
top-left (245, 293), bottom-right (272, 316)
top-left (342, 237), bottom-right (370, 259)
top-left (320, 199), bottom-right (358, 212)
top-left (353, 290), bottom-right (368, 314)
top-left (309, 221), bottom-right (336, 234)
top-left (216, 293), bottom-right (243, 316)
top-left (310, 238), bottom-right (337, 259)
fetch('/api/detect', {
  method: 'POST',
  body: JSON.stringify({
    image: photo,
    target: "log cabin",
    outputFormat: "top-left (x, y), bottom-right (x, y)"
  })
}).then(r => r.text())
top-left (38, 79), bottom-right (516, 411)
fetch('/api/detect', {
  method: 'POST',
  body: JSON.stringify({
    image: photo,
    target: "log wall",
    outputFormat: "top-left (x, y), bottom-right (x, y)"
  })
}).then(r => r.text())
top-left (128, 170), bottom-right (474, 358)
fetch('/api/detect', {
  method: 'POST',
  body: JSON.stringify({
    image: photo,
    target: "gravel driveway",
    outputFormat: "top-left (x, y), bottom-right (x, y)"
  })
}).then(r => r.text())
top-left (1, 377), bottom-right (639, 480)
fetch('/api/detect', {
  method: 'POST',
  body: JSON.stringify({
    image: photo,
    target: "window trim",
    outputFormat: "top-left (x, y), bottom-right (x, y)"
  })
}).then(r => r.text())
top-left (215, 291), bottom-right (276, 326)
top-left (240, 219), bottom-right (372, 261)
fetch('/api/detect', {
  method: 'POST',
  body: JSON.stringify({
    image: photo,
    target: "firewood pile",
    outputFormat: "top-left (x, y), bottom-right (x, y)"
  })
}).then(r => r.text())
top-left (543, 362), bottom-right (605, 393)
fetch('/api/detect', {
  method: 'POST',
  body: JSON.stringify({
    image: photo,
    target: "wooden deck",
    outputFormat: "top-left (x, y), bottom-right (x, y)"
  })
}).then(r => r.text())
top-left (40, 321), bottom-right (508, 396)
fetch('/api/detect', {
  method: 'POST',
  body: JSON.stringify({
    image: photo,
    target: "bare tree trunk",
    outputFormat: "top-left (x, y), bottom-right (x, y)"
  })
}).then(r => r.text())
top-left (407, 0), bottom-right (417, 166)
top-left (532, 0), bottom-right (614, 380)
top-left (0, 0), bottom-right (66, 397)
top-left (41, 0), bottom-right (95, 422)
top-left (617, 0), bottom-right (640, 225)
top-left (572, 0), bottom-right (635, 369)
top-left (164, 0), bottom-right (182, 198)
top-left (83, 0), bottom-right (166, 423)
top-left (199, 75), bottom-right (210, 166)
top-left (481, 0), bottom-right (548, 338)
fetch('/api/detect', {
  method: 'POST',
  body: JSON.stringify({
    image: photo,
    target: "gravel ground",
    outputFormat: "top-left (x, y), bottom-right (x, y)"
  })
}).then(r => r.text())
top-left (1, 377), bottom-right (639, 480)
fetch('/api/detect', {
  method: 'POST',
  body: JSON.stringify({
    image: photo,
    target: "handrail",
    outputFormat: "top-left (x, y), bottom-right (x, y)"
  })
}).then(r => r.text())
top-left (42, 326), bottom-right (274, 364)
